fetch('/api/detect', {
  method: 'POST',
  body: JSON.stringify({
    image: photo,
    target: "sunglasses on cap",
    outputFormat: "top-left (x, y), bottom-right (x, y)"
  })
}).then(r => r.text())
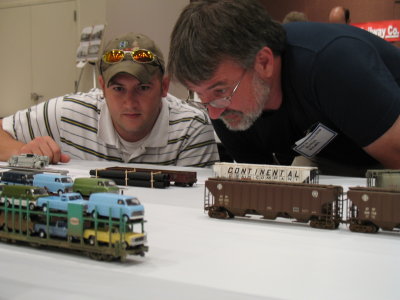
top-left (102, 48), bottom-right (161, 65)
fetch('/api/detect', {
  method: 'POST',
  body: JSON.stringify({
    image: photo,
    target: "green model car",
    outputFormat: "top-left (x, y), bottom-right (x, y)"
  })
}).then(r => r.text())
top-left (72, 177), bottom-right (119, 197)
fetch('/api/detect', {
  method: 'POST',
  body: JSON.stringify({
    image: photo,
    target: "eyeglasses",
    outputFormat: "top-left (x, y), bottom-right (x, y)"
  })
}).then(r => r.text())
top-left (199, 70), bottom-right (246, 109)
top-left (102, 49), bottom-right (159, 64)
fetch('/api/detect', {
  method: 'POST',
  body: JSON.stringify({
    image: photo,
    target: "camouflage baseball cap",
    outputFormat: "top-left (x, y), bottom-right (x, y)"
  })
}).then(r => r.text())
top-left (99, 32), bottom-right (165, 85)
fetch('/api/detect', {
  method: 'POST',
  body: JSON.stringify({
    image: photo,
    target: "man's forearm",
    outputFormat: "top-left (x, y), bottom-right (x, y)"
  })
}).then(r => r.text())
top-left (0, 120), bottom-right (24, 161)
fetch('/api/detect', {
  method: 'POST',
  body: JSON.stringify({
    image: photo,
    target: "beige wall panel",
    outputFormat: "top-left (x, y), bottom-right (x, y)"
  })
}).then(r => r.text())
top-left (0, 0), bottom-right (78, 118)
top-left (0, 6), bottom-right (32, 117)
top-left (31, 1), bottom-right (77, 103)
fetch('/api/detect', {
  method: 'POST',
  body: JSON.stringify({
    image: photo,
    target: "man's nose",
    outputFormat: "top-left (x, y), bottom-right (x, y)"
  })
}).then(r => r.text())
top-left (207, 106), bottom-right (225, 120)
top-left (125, 91), bottom-right (140, 105)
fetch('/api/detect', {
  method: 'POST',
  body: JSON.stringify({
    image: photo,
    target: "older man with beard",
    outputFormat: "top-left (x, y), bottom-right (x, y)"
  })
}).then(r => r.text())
top-left (167, 0), bottom-right (400, 176)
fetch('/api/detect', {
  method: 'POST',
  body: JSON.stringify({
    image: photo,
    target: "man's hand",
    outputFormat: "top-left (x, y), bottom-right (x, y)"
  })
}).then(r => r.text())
top-left (18, 136), bottom-right (70, 164)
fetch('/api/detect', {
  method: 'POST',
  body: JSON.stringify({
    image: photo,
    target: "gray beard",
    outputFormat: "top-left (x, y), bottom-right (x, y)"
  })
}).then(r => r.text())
top-left (220, 74), bottom-right (270, 131)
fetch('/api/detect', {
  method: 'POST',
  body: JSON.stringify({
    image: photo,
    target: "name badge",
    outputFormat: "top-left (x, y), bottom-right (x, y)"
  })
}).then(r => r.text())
top-left (293, 123), bottom-right (337, 158)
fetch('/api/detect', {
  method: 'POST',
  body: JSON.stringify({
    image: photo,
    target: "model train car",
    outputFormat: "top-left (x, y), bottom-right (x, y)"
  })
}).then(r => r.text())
top-left (0, 196), bottom-right (148, 261)
top-left (89, 166), bottom-right (197, 188)
top-left (366, 169), bottom-right (400, 190)
top-left (213, 162), bottom-right (319, 183)
top-left (347, 186), bottom-right (400, 233)
top-left (205, 178), bottom-right (342, 229)
top-left (204, 177), bottom-right (400, 234)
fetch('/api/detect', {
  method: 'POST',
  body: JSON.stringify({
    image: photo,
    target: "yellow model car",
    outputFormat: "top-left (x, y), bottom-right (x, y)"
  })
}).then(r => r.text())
top-left (83, 227), bottom-right (146, 248)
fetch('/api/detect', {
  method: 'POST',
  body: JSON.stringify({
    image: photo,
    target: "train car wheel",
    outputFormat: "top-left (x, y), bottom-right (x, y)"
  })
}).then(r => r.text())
top-left (208, 207), bottom-right (230, 219)
top-left (101, 254), bottom-right (114, 262)
top-left (350, 222), bottom-right (378, 233)
top-left (89, 236), bottom-right (96, 246)
top-left (309, 219), bottom-right (317, 228)
top-left (349, 223), bottom-right (360, 232)
top-left (88, 252), bottom-right (103, 261)
top-left (324, 220), bottom-right (336, 230)
top-left (367, 224), bottom-right (379, 233)
top-left (39, 230), bottom-right (47, 239)
top-left (309, 218), bottom-right (337, 230)
top-left (334, 221), bottom-right (340, 229)
top-left (122, 215), bottom-right (129, 223)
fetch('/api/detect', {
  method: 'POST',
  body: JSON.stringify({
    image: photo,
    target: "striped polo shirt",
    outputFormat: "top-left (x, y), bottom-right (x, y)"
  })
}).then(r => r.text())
top-left (2, 89), bottom-right (219, 167)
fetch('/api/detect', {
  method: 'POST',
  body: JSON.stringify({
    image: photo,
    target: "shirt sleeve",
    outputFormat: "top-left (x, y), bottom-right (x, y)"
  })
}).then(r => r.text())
top-left (312, 37), bottom-right (400, 147)
top-left (175, 109), bottom-right (220, 167)
top-left (2, 96), bottom-right (63, 144)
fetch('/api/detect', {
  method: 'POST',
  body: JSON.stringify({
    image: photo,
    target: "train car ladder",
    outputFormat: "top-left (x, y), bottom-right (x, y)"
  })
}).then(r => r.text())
top-left (204, 186), bottom-right (210, 213)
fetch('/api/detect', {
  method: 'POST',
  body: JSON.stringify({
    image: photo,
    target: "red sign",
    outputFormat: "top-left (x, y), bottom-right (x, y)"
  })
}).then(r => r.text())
top-left (352, 20), bottom-right (400, 42)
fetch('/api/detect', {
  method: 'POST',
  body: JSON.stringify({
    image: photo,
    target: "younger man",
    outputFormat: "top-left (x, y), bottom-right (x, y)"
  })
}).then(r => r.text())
top-left (0, 33), bottom-right (219, 167)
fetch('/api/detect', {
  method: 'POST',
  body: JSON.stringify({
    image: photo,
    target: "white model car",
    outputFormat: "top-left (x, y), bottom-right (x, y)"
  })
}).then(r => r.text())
top-left (8, 154), bottom-right (49, 169)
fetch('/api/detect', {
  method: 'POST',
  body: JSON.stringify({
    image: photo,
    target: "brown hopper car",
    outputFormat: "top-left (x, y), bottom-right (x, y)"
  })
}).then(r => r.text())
top-left (347, 186), bottom-right (400, 233)
top-left (205, 178), bottom-right (344, 229)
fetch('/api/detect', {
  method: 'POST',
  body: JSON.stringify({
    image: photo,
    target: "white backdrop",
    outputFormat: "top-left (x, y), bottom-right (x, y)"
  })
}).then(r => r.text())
top-left (0, 160), bottom-right (399, 300)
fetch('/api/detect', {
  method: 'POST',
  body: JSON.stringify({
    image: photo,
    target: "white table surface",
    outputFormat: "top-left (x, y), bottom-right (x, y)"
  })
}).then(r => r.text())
top-left (0, 160), bottom-right (399, 300)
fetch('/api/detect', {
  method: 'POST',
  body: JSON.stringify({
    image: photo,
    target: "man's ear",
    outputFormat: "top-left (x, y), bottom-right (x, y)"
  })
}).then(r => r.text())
top-left (161, 76), bottom-right (170, 97)
top-left (253, 47), bottom-right (275, 80)
top-left (98, 75), bottom-right (106, 90)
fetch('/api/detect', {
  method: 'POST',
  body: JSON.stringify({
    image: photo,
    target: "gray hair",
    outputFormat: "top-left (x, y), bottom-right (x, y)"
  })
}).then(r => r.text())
top-left (168, 0), bottom-right (286, 86)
